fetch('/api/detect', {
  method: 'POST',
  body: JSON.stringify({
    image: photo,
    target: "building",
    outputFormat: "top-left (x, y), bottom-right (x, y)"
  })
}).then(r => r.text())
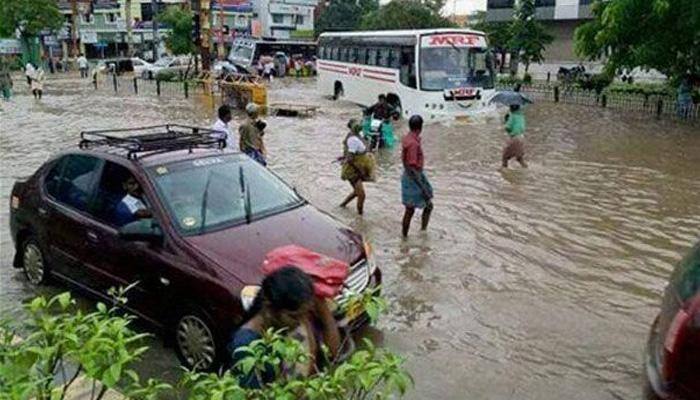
top-left (254, 0), bottom-right (318, 39)
top-left (211, 0), bottom-right (254, 54)
top-left (486, 0), bottom-right (594, 63)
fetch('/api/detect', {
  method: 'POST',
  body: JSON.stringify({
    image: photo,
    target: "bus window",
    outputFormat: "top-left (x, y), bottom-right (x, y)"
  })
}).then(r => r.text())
top-left (331, 47), bottom-right (339, 61)
top-left (349, 47), bottom-right (358, 64)
top-left (319, 46), bottom-right (326, 59)
top-left (389, 49), bottom-right (400, 68)
top-left (367, 48), bottom-right (377, 66)
top-left (377, 48), bottom-right (389, 67)
top-left (359, 48), bottom-right (368, 65)
top-left (400, 47), bottom-right (416, 89)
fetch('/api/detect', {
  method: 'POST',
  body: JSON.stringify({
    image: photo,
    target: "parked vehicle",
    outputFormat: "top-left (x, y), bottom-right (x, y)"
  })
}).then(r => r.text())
top-left (212, 60), bottom-right (249, 79)
top-left (141, 56), bottom-right (194, 80)
top-left (9, 125), bottom-right (381, 370)
top-left (645, 240), bottom-right (700, 399)
top-left (96, 57), bottom-right (152, 76)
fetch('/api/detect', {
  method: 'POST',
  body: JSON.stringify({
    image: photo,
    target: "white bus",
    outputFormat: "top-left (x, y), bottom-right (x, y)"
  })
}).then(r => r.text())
top-left (317, 29), bottom-right (496, 120)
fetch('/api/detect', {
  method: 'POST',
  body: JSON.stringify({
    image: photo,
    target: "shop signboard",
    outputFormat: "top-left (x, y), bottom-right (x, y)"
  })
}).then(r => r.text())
top-left (0, 39), bottom-right (22, 54)
top-left (80, 30), bottom-right (98, 44)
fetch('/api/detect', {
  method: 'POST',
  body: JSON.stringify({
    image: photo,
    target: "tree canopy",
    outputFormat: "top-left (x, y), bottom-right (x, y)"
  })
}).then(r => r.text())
top-left (575, 0), bottom-right (700, 80)
top-left (0, 0), bottom-right (64, 38)
top-left (315, 0), bottom-right (379, 35)
top-left (359, 0), bottom-right (455, 31)
top-left (158, 6), bottom-right (195, 56)
top-left (508, 0), bottom-right (553, 72)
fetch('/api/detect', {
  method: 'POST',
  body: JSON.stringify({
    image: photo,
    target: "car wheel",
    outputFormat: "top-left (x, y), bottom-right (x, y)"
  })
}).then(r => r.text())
top-left (174, 310), bottom-right (219, 371)
top-left (22, 237), bottom-right (48, 285)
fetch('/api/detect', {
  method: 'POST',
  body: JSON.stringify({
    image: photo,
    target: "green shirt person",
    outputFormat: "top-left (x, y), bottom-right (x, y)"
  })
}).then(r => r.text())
top-left (505, 108), bottom-right (526, 137)
top-left (501, 104), bottom-right (528, 169)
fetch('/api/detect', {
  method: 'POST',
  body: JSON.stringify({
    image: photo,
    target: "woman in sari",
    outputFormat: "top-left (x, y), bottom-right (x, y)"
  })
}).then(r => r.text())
top-left (340, 119), bottom-right (374, 215)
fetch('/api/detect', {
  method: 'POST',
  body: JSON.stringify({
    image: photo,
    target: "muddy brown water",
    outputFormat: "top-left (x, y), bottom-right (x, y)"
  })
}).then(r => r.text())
top-left (1, 75), bottom-right (699, 399)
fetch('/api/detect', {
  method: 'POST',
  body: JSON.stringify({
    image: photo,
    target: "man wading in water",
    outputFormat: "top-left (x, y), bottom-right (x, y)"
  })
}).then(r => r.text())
top-left (401, 115), bottom-right (433, 237)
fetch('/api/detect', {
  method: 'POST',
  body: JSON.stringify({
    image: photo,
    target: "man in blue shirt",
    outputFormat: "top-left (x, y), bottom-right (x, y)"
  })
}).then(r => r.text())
top-left (113, 176), bottom-right (150, 226)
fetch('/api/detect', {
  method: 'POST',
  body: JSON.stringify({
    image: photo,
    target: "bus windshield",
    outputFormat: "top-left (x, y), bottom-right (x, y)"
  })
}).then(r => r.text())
top-left (420, 47), bottom-right (494, 91)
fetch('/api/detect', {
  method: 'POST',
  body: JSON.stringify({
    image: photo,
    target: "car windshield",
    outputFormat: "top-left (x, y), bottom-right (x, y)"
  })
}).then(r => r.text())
top-left (154, 57), bottom-right (172, 67)
top-left (420, 47), bottom-right (494, 91)
top-left (149, 155), bottom-right (303, 235)
top-left (671, 243), bottom-right (700, 302)
top-left (230, 45), bottom-right (254, 64)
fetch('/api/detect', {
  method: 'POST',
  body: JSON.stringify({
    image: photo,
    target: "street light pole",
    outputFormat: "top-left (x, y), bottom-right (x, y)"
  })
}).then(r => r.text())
top-left (71, 0), bottom-right (79, 63)
top-left (151, 0), bottom-right (158, 61)
top-left (125, 0), bottom-right (133, 57)
top-left (200, 0), bottom-right (211, 70)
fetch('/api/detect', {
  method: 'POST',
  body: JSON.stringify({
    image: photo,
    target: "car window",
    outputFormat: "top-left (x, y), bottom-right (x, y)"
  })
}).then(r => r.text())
top-left (149, 155), bottom-right (303, 235)
top-left (44, 158), bottom-right (67, 199)
top-left (92, 161), bottom-right (151, 227)
top-left (47, 155), bottom-right (101, 212)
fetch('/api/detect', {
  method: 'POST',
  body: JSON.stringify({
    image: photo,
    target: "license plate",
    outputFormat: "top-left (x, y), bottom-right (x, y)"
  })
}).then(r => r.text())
top-left (456, 115), bottom-right (471, 122)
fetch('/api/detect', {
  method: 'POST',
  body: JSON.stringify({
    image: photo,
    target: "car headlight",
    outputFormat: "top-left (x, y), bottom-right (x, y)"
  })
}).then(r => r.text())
top-left (363, 240), bottom-right (377, 274)
top-left (240, 285), bottom-right (260, 311)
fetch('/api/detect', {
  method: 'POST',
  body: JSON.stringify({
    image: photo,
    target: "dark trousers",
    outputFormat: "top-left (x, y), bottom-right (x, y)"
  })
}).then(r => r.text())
top-left (80, 68), bottom-right (88, 78)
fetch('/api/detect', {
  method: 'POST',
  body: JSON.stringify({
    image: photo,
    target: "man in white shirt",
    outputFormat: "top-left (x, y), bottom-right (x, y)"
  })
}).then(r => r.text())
top-left (211, 104), bottom-right (235, 149)
top-left (77, 54), bottom-right (89, 78)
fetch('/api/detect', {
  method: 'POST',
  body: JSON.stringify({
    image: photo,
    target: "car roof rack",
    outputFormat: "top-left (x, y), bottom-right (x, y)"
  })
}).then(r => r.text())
top-left (79, 124), bottom-right (225, 160)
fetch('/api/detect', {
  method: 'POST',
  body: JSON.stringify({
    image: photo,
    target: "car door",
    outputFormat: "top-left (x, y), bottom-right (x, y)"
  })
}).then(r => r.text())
top-left (42, 154), bottom-right (109, 293)
top-left (85, 160), bottom-right (181, 325)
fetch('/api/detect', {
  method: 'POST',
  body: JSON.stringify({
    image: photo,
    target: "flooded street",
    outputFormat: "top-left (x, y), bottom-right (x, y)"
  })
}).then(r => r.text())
top-left (2, 75), bottom-right (700, 399)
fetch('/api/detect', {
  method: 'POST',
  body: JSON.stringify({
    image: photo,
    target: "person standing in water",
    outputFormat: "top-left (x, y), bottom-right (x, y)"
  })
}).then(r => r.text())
top-left (339, 119), bottom-right (374, 215)
top-left (0, 55), bottom-right (13, 101)
top-left (77, 54), bottom-right (89, 78)
top-left (501, 104), bottom-right (528, 169)
top-left (31, 66), bottom-right (45, 100)
top-left (211, 104), bottom-right (235, 149)
top-left (401, 115), bottom-right (433, 237)
top-left (239, 103), bottom-right (267, 166)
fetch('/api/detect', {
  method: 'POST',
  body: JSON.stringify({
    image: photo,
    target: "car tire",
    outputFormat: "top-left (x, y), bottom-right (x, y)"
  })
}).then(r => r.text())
top-left (173, 307), bottom-right (221, 371)
top-left (21, 236), bottom-right (49, 285)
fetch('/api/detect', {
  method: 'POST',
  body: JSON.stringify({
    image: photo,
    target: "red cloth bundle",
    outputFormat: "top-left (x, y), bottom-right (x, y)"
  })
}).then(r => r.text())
top-left (262, 245), bottom-right (349, 298)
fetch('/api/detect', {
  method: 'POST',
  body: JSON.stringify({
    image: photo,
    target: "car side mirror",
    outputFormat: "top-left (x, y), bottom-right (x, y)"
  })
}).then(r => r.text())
top-left (119, 219), bottom-right (163, 244)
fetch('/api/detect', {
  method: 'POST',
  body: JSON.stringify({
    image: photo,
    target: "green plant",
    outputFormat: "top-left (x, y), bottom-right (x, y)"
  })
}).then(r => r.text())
top-left (155, 70), bottom-right (178, 82)
top-left (181, 331), bottom-right (412, 400)
top-left (0, 290), bottom-right (171, 400)
top-left (337, 285), bottom-right (388, 325)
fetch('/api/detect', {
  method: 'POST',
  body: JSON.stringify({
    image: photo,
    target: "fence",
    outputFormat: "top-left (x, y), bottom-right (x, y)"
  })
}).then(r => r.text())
top-left (94, 73), bottom-right (214, 100)
top-left (496, 83), bottom-right (700, 123)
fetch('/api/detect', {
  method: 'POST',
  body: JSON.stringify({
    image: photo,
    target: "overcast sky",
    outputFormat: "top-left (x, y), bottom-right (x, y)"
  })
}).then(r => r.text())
top-left (443, 0), bottom-right (486, 15)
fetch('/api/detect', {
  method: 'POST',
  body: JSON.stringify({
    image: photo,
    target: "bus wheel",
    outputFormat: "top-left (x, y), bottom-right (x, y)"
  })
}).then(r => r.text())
top-left (387, 94), bottom-right (402, 119)
top-left (333, 82), bottom-right (344, 100)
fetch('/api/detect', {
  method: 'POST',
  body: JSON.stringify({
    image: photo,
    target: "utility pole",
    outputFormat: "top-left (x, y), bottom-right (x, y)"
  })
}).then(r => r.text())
top-left (217, 1), bottom-right (225, 60)
top-left (71, 0), bottom-right (79, 63)
top-left (200, 0), bottom-right (211, 70)
top-left (125, 0), bottom-right (133, 57)
top-left (151, 0), bottom-right (158, 61)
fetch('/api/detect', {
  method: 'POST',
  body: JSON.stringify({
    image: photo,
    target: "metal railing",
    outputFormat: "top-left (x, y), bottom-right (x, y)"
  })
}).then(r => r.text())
top-left (496, 83), bottom-right (699, 123)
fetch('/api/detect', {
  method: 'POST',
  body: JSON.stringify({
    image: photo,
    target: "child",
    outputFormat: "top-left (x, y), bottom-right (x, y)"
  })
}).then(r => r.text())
top-left (502, 104), bottom-right (527, 169)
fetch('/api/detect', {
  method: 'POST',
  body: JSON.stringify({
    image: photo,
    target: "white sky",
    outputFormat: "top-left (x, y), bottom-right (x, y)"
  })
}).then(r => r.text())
top-left (443, 0), bottom-right (487, 16)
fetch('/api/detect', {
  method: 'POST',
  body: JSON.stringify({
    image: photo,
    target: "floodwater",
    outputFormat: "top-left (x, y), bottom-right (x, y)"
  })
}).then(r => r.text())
top-left (2, 75), bottom-right (700, 399)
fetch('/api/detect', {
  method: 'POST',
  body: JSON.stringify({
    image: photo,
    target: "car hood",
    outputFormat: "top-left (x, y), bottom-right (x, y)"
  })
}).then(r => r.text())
top-left (183, 205), bottom-right (364, 284)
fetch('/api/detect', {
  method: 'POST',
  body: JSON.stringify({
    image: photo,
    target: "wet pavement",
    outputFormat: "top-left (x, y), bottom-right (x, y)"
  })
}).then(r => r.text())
top-left (2, 74), bottom-right (700, 399)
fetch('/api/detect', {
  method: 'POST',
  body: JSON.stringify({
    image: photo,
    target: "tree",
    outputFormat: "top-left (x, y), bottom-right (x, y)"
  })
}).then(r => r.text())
top-left (469, 10), bottom-right (512, 73)
top-left (158, 6), bottom-right (195, 56)
top-left (360, 0), bottom-right (455, 31)
top-left (315, 0), bottom-right (379, 35)
top-left (575, 0), bottom-right (700, 81)
top-left (0, 0), bottom-right (64, 64)
top-left (508, 0), bottom-right (553, 73)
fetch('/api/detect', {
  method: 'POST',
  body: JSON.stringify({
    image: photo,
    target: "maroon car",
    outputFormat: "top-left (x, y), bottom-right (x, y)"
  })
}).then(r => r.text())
top-left (9, 125), bottom-right (381, 369)
top-left (645, 240), bottom-right (700, 399)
